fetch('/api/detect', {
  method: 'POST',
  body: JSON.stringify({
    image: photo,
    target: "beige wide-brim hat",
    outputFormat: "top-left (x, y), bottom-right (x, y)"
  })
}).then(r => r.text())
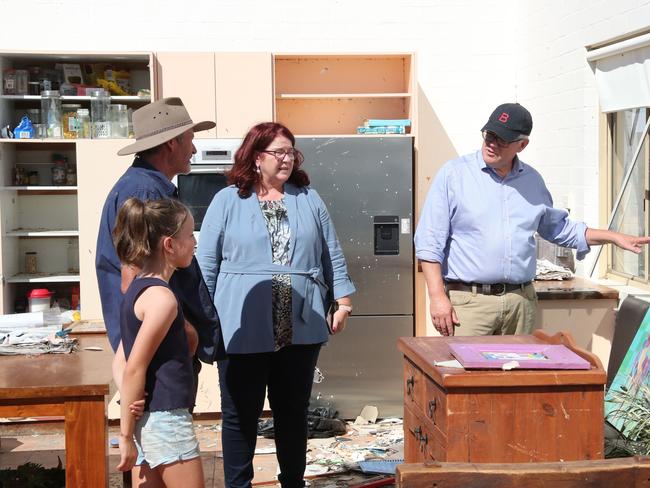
top-left (117, 97), bottom-right (215, 156)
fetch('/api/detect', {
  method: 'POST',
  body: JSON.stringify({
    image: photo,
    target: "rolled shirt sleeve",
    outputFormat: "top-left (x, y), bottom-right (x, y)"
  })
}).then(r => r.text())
top-left (538, 206), bottom-right (590, 260)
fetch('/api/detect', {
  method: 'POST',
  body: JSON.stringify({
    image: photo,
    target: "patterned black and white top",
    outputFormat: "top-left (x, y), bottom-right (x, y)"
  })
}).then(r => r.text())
top-left (259, 198), bottom-right (293, 350)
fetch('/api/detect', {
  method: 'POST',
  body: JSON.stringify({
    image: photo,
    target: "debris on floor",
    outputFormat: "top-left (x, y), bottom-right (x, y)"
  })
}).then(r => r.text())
top-left (258, 406), bottom-right (348, 439)
top-left (301, 411), bottom-right (403, 483)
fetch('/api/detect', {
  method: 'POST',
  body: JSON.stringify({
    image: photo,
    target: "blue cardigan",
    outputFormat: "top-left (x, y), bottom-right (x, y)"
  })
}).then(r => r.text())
top-left (196, 184), bottom-right (356, 354)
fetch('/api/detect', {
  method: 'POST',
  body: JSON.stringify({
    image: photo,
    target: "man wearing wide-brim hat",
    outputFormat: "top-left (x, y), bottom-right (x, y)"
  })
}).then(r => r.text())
top-left (95, 97), bottom-right (224, 482)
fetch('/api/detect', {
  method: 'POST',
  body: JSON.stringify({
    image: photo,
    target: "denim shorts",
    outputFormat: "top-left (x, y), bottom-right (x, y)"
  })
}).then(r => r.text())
top-left (134, 408), bottom-right (200, 469)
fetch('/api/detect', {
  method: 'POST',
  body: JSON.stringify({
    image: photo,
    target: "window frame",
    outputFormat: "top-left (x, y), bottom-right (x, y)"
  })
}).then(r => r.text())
top-left (604, 108), bottom-right (650, 286)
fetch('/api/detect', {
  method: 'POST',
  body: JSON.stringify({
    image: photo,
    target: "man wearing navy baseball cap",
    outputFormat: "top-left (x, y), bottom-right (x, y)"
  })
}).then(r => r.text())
top-left (415, 102), bottom-right (650, 337)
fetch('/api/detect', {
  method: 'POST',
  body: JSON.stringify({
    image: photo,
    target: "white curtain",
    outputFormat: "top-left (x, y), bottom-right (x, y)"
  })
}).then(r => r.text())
top-left (588, 33), bottom-right (650, 113)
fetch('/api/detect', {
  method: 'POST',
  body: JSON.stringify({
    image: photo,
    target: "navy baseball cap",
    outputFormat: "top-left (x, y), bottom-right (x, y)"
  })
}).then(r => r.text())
top-left (481, 103), bottom-right (533, 142)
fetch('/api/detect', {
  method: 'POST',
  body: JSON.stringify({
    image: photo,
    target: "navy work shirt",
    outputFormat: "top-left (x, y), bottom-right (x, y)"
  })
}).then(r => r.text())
top-left (95, 157), bottom-right (224, 362)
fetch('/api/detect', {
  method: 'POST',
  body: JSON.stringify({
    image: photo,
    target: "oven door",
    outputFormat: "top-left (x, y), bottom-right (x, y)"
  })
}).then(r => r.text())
top-left (176, 164), bottom-right (230, 237)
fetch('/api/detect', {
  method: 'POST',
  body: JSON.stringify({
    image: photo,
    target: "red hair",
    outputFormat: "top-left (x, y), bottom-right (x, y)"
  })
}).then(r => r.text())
top-left (228, 122), bottom-right (310, 198)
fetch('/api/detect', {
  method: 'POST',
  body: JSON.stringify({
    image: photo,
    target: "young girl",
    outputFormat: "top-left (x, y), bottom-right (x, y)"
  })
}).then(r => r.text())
top-left (113, 197), bottom-right (204, 488)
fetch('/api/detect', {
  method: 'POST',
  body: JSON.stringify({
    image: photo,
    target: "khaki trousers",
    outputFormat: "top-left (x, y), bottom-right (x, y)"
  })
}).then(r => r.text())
top-left (448, 283), bottom-right (537, 336)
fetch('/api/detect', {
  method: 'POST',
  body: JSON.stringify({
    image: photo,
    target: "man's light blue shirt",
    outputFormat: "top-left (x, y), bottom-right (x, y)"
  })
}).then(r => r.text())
top-left (414, 150), bottom-right (590, 284)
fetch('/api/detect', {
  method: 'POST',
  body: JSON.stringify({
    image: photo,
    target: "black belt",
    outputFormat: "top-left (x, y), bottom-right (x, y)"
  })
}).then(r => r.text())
top-left (445, 281), bottom-right (532, 296)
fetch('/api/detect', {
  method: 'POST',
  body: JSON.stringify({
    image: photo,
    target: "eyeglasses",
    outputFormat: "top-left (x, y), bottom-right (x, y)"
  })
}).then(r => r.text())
top-left (482, 131), bottom-right (514, 148)
top-left (261, 148), bottom-right (298, 161)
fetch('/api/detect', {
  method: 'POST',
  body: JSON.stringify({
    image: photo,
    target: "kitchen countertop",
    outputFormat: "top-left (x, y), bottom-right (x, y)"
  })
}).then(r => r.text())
top-left (534, 276), bottom-right (619, 300)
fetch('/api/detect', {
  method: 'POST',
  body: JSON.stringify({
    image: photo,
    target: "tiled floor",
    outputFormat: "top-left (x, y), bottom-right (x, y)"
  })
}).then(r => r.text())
top-left (1, 419), bottom-right (401, 487)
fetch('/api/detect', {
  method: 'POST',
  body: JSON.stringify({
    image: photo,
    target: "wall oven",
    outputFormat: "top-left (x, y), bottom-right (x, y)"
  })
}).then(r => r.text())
top-left (175, 139), bottom-right (241, 241)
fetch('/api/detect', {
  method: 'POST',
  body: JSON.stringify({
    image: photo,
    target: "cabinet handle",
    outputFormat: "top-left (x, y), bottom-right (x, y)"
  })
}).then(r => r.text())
top-left (428, 399), bottom-right (437, 419)
top-left (406, 376), bottom-right (414, 397)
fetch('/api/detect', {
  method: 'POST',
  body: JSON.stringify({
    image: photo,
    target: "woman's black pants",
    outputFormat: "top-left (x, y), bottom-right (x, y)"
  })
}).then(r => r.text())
top-left (218, 343), bottom-right (321, 488)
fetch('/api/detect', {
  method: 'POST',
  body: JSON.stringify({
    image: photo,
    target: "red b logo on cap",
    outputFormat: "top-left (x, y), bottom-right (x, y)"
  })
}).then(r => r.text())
top-left (498, 112), bottom-right (510, 123)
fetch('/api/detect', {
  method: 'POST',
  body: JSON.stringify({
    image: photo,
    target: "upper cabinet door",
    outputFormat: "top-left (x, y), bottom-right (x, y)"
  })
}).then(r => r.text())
top-left (215, 52), bottom-right (273, 138)
top-left (154, 52), bottom-right (217, 138)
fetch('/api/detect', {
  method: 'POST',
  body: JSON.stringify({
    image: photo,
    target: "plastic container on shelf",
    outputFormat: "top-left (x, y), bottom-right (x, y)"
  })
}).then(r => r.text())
top-left (28, 288), bottom-right (53, 312)
top-left (41, 90), bottom-right (62, 138)
top-left (88, 88), bottom-right (111, 138)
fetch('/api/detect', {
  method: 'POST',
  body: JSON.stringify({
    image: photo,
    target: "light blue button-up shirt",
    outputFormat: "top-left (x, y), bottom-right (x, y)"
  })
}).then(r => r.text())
top-left (414, 150), bottom-right (590, 284)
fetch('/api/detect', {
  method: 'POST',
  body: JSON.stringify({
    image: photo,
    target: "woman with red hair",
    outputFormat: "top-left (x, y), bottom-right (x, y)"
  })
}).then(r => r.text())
top-left (197, 122), bottom-right (355, 488)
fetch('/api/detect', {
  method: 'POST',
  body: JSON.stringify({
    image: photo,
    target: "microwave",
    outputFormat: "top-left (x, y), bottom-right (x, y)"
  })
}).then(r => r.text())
top-left (174, 139), bottom-right (241, 239)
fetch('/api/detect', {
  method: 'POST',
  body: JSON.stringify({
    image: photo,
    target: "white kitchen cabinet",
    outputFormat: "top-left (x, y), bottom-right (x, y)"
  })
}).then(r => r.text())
top-left (155, 51), bottom-right (273, 138)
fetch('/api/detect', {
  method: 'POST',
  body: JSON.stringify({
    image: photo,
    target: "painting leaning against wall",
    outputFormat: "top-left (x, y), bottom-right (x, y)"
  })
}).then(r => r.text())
top-left (605, 308), bottom-right (650, 454)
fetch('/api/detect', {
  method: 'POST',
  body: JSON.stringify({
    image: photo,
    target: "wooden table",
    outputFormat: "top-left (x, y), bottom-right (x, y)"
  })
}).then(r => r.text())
top-left (0, 334), bottom-right (113, 487)
top-left (398, 330), bottom-right (606, 464)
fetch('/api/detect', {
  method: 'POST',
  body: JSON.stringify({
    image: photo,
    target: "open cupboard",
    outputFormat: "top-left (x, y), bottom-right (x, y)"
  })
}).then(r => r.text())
top-left (0, 51), bottom-right (155, 314)
top-left (273, 53), bottom-right (414, 135)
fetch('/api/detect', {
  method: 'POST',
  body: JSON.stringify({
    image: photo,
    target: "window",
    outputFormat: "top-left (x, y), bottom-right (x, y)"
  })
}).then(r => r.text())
top-left (607, 108), bottom-right (650, 281)
top-left (588, 32), bottom-right (650, 282)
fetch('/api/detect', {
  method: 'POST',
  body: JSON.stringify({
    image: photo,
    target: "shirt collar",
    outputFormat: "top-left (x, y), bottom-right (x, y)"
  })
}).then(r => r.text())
top-left (479, 151), bottom-right (525, 178)
top-left (132, 157), bottom-right (178, 197)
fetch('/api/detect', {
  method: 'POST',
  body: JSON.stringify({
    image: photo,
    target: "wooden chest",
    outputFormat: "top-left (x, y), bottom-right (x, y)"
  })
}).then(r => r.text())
top-left (397, 330), bottom-right (606, 463)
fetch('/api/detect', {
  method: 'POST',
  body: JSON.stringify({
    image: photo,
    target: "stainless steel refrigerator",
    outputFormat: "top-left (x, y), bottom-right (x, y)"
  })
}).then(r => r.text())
top-left (296, 136), bottom-right (414, 419)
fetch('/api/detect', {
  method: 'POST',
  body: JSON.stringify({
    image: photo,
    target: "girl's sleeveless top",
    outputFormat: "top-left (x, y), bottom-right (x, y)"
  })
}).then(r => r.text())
top-left (121, 277), bottom-right (194, 411)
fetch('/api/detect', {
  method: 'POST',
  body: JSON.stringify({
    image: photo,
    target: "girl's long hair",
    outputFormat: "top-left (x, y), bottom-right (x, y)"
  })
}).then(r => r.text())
top-left (112, 197), bottom-right (189, 268)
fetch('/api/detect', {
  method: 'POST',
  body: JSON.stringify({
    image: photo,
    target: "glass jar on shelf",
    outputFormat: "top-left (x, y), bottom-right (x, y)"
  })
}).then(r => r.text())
top-left (25, 251), bottom-right (38, 274)
top-left (14, 69), bottom-right (29, 95)
top-left (22, 108), bottom-right (40, 125)
top-left (88, 88), bottom-right (111, 139)
top-left (2, 69), bottom-right (16, 95)
top-left (28, 81), bottom-right (40, 96)
top-left (27, 171), bottom-right (39, 185)
top-left (41, 90), bottom-right (62, 138)
top-left (51, 154), bottom-right (67, 185)
top-left (13, 165), bottom-right (26, 186)
top-left (110, 104), bottom-right (129, 138)
top-left (66, 163), bottom-right (77, 186)
top-left (61, 103), bottom-right (82, 139)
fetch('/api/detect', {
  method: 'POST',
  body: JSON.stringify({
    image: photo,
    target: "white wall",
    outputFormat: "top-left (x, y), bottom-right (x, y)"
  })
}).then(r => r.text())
top-left (515, 0), bottom-right (650, 276)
